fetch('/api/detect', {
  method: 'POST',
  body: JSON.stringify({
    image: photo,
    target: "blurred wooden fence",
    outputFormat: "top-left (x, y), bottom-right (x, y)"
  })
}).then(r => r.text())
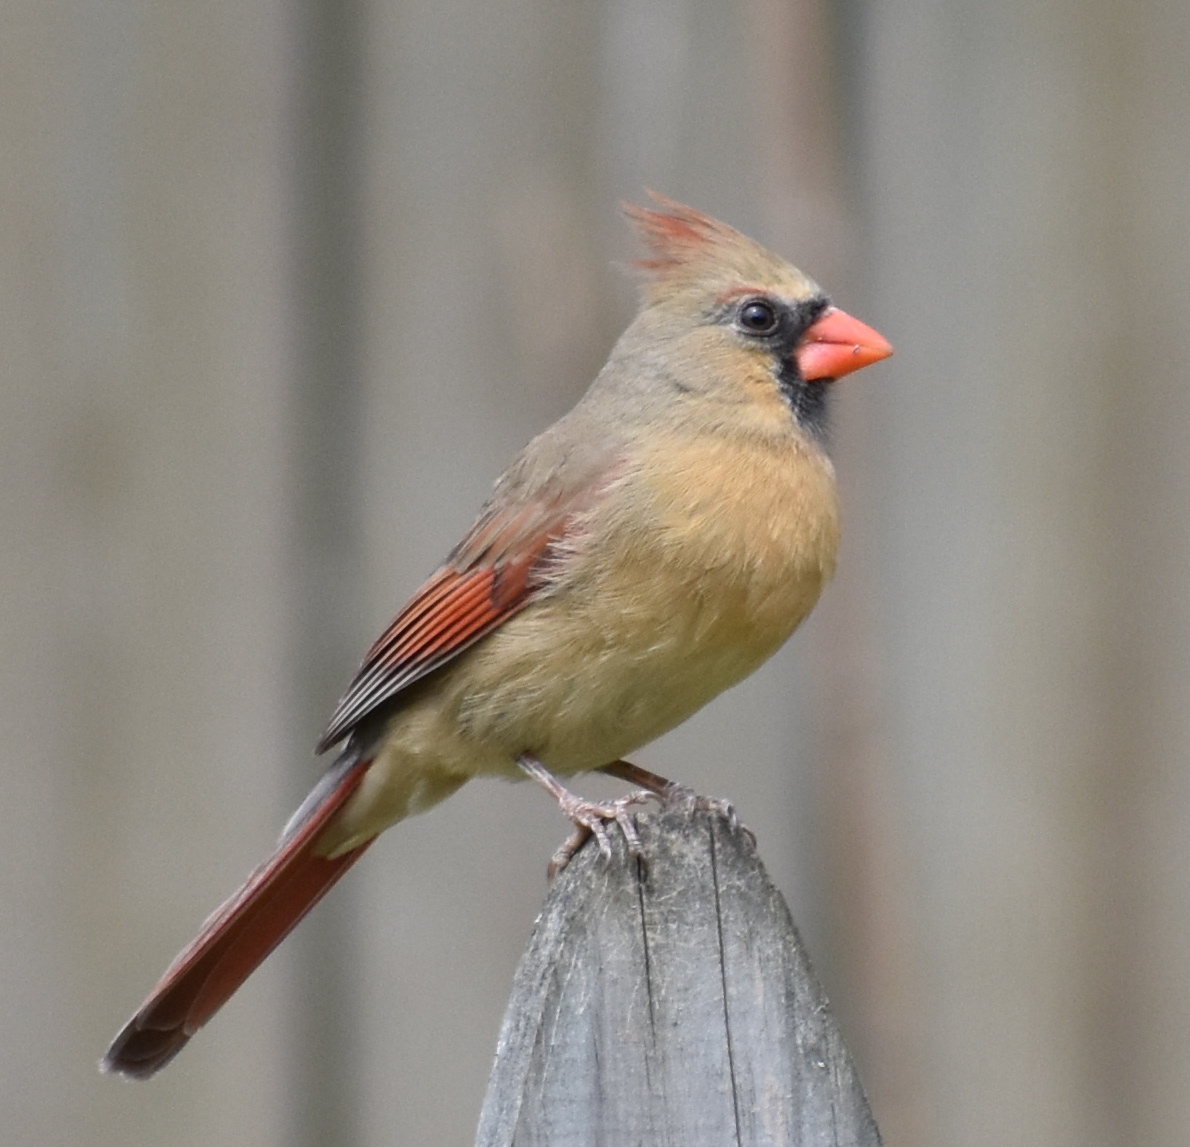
top-left (5, 1), bottom-right (1190, 1146)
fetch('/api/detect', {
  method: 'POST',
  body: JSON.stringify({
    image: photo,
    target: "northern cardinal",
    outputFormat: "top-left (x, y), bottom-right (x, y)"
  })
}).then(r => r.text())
top-left (102, 194), bottom-right (891, 1079)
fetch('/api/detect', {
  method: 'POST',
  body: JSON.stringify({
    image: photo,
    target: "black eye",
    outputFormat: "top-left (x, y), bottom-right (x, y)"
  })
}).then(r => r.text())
top-left (738, 298), bottom-right (780, 335)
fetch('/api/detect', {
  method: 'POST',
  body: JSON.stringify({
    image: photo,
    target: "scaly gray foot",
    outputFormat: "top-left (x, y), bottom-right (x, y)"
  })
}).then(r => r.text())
top-left (518, 754), bottom-right (658, 879)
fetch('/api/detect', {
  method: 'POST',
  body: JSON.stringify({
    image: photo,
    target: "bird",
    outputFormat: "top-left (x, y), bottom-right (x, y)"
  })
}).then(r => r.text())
top-left (102, 193), bottom-right (892, 1079)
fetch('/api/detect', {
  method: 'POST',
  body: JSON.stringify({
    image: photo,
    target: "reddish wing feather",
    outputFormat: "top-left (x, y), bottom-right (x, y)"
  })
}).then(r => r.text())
top-left (315, 497), bottom-right (576, 753)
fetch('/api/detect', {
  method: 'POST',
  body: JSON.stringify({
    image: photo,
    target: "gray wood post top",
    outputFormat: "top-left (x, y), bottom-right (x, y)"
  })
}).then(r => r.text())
top-left (476, 805), bottom-right (883, 1147)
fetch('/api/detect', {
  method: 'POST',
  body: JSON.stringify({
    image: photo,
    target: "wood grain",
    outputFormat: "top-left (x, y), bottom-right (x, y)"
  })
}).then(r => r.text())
top-left (476, 806), bottom-right (882, 1146)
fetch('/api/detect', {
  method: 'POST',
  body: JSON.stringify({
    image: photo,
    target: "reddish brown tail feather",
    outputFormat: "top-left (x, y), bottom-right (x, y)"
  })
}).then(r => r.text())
top-left (102, 754), bottom-right (374, 1079)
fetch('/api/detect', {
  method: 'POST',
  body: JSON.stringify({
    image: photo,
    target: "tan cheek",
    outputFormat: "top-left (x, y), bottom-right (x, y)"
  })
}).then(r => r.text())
top-left (739, 365), bottom-right (797, 427)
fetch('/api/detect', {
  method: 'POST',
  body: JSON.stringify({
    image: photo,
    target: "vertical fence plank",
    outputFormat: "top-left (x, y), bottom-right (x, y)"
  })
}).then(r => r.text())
top-left (477, 809), bottom-right (882, 1147)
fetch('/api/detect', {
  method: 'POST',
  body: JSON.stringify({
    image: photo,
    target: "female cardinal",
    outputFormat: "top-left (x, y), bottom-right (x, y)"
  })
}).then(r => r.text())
top-left (103, 194), bottom-right (891, 1078)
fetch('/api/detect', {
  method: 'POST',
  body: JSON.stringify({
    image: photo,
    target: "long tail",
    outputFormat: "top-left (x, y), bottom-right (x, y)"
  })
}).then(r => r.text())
top-left (102, 752), bottom-right (375, 1079)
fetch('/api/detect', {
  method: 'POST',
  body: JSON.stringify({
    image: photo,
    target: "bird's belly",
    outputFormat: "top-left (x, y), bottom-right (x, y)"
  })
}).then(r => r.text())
top-left (450, 538), bottom-right (829, 773)
top-left (485, 608), bottom-right (783, 770)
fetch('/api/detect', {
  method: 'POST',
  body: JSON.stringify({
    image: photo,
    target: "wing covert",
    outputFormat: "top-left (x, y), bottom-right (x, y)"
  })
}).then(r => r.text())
top-left (315, 497), bottom-right (574, 753)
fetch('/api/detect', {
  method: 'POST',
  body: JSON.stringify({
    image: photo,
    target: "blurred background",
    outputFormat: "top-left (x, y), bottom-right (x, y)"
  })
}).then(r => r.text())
top-left (4, 0), bottom-right (1189, 1144)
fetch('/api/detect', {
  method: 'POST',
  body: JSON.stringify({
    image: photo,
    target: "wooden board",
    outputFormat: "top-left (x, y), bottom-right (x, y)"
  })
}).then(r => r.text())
top-left (476, 806), bottom-right (883, 1146)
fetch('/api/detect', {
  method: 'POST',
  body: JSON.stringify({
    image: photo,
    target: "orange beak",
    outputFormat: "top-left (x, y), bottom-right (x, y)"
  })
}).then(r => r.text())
top-left (795, 307), bottom-right (893, 382)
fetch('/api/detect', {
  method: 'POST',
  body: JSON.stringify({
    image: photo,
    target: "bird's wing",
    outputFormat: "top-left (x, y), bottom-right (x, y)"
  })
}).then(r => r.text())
top-left (316, 486), bottom-right (600, 753)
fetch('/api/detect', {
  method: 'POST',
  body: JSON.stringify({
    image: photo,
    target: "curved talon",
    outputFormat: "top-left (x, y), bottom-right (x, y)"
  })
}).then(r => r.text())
top-left (518, 754), bottom-right (660, 878)
top-left (548, 825), bottom-right (592, 880)
top-left (549, 788), bottom-right (653, 876)
top-left (691, 794), bottom-right (757, 847)
top-left (598, 760), bottom-right (756, 846)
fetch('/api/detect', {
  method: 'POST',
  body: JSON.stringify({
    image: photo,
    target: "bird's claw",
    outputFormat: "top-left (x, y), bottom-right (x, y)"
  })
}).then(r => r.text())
top-left (547, 789), bottom-right (655, 880)
top-left (702, 796), bottom-right (756, 847)
top-left (520, 755), bottom-right (754, 879)
top-left (656, 782), bottom-right (757, 847)
top-left (598, 760), bottom-right (756, 848)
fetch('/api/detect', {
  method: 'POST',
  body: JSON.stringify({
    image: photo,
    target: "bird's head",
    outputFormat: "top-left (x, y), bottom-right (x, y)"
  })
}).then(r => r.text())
top-left (620, 193), bottom-right (892, 442)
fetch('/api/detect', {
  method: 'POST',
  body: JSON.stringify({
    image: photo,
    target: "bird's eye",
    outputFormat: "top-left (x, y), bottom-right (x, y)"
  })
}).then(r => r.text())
top-left (738, 299), bottom-right (780, 335)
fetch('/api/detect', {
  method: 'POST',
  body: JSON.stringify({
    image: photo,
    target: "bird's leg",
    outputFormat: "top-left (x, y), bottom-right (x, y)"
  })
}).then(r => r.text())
top-left (599, 759), bottom-right (690, 803)
top-left (517, 754), bottom-right (657, 879)
top-left (599, 759), bottom-right (756, 845)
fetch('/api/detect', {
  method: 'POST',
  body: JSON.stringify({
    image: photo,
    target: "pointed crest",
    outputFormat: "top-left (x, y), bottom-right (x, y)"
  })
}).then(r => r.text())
top-left (622, 191), bottom-right (791, 304)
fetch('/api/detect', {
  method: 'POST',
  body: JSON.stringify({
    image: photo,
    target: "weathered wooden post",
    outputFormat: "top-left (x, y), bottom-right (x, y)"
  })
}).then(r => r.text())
top-left (476, 805), bottom-right (883, 1146)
